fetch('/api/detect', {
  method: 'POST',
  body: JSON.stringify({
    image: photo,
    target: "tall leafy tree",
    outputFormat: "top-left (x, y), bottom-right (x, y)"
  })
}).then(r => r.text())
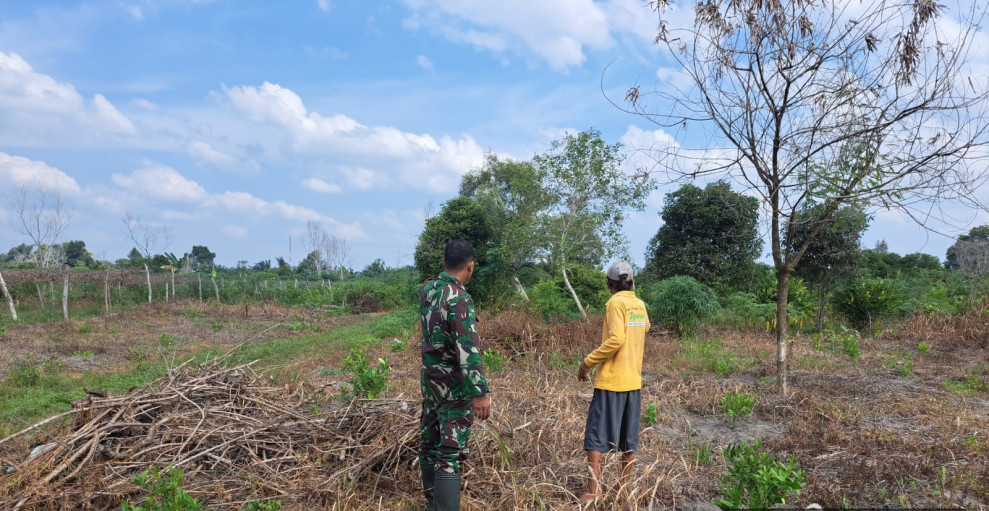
top-left (627, 0), bottom-right (989, 394)
top-left (945, 225), bottom-right (989, 295)
top-left (533, 129), bottom-right (655, 318)
top-left (785, 204), bottom-right (869, 331)
top-left (414, 196), bottom-right (496, 304)
top-left (460, 154), bottom-right (552, 300)
top-left (643, 181), bottom-right (760, 294)
top-left (62, 240), bottom-right (95, 268)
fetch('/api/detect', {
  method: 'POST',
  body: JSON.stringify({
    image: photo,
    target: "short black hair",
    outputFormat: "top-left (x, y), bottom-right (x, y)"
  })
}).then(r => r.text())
top-left (607, 275), bottom-right (634, 292)
top-left (443, 239), bottom-right (475, 271)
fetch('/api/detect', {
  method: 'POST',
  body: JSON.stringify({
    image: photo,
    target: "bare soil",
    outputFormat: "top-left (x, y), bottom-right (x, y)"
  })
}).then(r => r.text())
top-left (1, 301), bottom-right (987, 509)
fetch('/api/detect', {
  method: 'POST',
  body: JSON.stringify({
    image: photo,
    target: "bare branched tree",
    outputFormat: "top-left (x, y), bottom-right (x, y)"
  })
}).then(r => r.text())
top-left (624, 0), bottom-right (989, 394)
top-left (304, 220), bottom-right (339, 279)
top-left (122, 212), bottom-right (172, 259)
top-left (6, 182), bottom-right (74, 268)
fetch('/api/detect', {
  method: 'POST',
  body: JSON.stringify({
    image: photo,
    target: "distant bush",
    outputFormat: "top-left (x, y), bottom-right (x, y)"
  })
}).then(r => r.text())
top-left (648, 276), bottom-right (720, 337)
top-left (832, 278), bottom-right (904, 329)
top-left (528, 266), bottom-right (610, 320)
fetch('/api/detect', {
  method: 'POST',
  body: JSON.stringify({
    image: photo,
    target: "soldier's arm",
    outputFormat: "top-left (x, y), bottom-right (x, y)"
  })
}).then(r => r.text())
top-left (450, 295), bottom-right (490, 397)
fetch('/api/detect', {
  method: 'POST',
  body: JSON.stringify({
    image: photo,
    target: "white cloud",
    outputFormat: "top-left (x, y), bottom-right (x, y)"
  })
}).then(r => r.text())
top-left (92, 93), bottom-right (136, 134)
top-left (188, 141), bottom-right (236, 166)
top-left (302, 177), bottom-right (343, 194)
top-left (224, 225), bottom-right (249, 238)
top-left (0, 51), bottom-right (137, 142)
top-left (111, 165), bottom-right (209, 202)
top-left (417, 54), bottom-right (434, 71)
top-left (0, 152), bottom-right (82, 194)
top-left (224, 82), bottom-right (484, 192)
top-left (317, 0), bottom-right (330, 12)
top-left (344, 168), bottom-right (377, 190)
top-left (401, 0), bottom-right (659, 71)
top-left (127, 6), bottom-right (144, 21)
top-left (131, 98), bottom-right (158, 110)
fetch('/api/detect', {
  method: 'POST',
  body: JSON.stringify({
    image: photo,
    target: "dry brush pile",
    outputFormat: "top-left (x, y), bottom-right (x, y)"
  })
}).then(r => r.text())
top-left (0, 358), bottom-right (420, 510)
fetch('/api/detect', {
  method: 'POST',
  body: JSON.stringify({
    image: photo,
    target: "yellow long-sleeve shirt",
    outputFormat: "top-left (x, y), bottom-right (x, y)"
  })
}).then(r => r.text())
top-left (584, 291), bottom-right (650, 392)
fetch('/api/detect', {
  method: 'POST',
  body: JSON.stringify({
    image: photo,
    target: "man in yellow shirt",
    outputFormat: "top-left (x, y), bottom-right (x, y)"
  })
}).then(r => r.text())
top-left (577, 260), bottom-right (650, 503)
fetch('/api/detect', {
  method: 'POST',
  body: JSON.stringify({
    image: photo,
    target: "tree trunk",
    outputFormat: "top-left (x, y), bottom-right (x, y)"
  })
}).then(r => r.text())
top-left (212, 276), bottom-right (220, 301)
top-left (815, 285), bottom-right (826, 332)
top-left (0, 270), bottom-right (17, 321)
top-left (165, 282), bottom-right (169, 302)
top-left (775, 268), bottom-right (791, 396)
top-left (198, 274), bottom-right (203, 304)
top-left (104, 270), bottom-right (111, 314)
top-left (62, 271), bottom-right (69, 321)
top-left (36, 283), bottom-right (44, 312)
top-left (512, 274), bottom-right (529, 301)
top-left (144, 264), bottom-right (152, 303)
top-left (562, 266), bottom-right (587, 320)
top-left (170, 269), bottom-right (176, 298)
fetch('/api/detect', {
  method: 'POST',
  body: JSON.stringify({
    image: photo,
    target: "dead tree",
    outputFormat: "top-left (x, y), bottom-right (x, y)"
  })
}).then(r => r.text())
top-left (624, 0), bottom-right (989, 394)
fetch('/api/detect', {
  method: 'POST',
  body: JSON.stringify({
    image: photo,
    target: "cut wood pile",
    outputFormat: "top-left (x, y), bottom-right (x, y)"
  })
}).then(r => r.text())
top-left (0, 361), bottom-right (418, 510)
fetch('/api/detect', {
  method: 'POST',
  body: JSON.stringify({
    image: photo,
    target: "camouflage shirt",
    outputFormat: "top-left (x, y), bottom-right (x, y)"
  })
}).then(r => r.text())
top-left (420, 271), bottom-right (490, 403)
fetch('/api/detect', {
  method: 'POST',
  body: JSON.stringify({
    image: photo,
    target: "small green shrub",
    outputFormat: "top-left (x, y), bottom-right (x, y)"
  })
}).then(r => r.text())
top-left (675, 338), bottom-right (751, 376)
top-left (244, 499), bottom-right (282, 511)
top-left (210, 319), bottom-right (223, 332)
top-left (717, 438), bottom-right (807, 510)
top-left (0, 323), bottom-right (5, 340)
top-left (121, 466), bottom-right (203, 511)
top-left (372, 307), bottom-right (418, 339)
top-left (483, 348), bottom-right (505, 372)
top-left (648, 276), bottom-right (720, 337)
top-left (642, 401), bottom-right (658, 427)
top-left (842, 334), bottom-right (860, 362)
top-left (692, 438), bottom-right (714, 466)
top-left (77, 323), bottom-right (94, 334)
top-left (832, 278), bottom-right (904, 330)
top-left (721, 390), bottom-right (756, 422)
top-left (917, 341), bottom-right (930, 354)
top-left (9, 360), bottom-right (40, 387)
top-left (341, 348), bottom-right (390, 401)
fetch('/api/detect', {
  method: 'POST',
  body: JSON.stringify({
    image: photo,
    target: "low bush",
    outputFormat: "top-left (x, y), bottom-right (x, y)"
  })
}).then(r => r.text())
top-left (717, 438), bottom-right (807, 510)
top-left (648, 276), bottom-right (720, 337)
top-left (832, 278), bottom-right (904, 330)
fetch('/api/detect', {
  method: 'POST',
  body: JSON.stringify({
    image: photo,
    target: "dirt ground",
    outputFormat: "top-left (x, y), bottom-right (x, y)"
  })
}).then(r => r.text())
top-left (1, 301), bottom-right (987, 509)
top-left (0, 301), bottom-right (363, 378)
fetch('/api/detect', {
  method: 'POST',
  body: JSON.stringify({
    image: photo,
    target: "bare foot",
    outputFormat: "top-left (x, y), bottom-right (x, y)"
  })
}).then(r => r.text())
top-left (578, 492), bottom-right (602, 503)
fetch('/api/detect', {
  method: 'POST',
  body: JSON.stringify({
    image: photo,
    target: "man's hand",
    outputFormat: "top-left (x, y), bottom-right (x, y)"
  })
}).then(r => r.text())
top-left (577, 360), bottom-right (591, 382)
top-left (473, 394), bottom-right (491, 420)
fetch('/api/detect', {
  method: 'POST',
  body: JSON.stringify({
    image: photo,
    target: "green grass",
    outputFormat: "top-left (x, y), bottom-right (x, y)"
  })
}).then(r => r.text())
top-left (674, 338), bottom-right (754, 376)
top-left (0, 315), bottom-right (379, 437)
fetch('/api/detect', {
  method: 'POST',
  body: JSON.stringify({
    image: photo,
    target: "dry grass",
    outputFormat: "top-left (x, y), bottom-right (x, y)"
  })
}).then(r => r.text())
top-left (1, 304), bottom-right (987, 509)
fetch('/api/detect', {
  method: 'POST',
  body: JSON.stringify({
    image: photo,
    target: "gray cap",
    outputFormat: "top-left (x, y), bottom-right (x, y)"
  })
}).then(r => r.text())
top-left (606, 260), bottom-right (633, 281)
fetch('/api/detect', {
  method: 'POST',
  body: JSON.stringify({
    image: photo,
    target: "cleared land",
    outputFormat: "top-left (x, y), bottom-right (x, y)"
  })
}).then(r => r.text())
top-left (0, 302), bottom-right (987, 509)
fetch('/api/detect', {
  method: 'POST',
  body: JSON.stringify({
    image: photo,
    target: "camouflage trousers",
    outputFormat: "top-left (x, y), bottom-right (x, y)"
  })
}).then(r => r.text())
top-left (419, 399), bottom-right (474, 475)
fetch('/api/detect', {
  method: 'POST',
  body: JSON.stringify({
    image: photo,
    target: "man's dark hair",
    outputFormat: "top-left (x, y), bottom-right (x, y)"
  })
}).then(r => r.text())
top-left (607, 275), bottom-right (634, 292)
top-left (443, 239), bottom-right (475, 271)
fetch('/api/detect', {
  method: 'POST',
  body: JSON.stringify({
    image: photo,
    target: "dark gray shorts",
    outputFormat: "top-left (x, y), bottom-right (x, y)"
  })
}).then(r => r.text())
top-left (583, 388), bottom-right (641, 453)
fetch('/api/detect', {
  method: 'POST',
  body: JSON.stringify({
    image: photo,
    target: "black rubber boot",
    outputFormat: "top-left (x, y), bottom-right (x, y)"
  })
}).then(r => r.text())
top-left (431, 473), bottom-right (461, 511)
top-left (421, 465), bottom-right (435, 508)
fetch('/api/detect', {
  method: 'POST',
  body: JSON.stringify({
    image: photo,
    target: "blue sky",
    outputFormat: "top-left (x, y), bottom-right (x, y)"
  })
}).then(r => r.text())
top-left (0, 0), bottom-right (986, 269)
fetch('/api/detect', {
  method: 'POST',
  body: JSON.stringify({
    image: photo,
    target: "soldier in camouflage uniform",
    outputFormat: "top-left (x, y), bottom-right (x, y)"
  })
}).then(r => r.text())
top-left (419, 239), bottom-right (491, 511)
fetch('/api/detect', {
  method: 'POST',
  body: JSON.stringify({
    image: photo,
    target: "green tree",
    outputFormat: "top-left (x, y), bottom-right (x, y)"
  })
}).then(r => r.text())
top-left (460, 154), bottom-right (552, 300)
top-left (629, 0), bottom-right (989, 394)
top-left (533, 129), bottom-right (655, 317)
top-left (643, 181), bottom-right (760, 294)
top-left (945, 225), bottom-right (989, 295)
top-left (62, 240), bottom-right (95, 268)
top-left (186, 245), bottom-right (216, 273)
top-left (3, 243), bottom-right (34, 264)
top-left (361, 258), bottom-right (388, 278)
top-left (414, 196), bottom-right (495, 304)
top-left (785, 204), bottom-right (869, 331)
